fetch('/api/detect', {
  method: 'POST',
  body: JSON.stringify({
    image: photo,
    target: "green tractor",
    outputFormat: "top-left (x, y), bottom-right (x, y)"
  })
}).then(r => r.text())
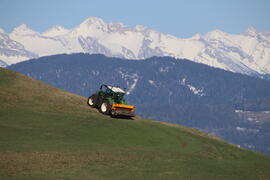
top-left (87, 84), bottom-right (135, 117)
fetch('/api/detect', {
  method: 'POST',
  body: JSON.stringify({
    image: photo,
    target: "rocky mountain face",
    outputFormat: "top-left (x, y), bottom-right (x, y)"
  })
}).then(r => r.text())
top-left (1, 17), bottom-right (270, 75)
top-left (8, 53), bottom-right (270, 156)
top-left (0, 60), bottom-right (7, 67)
top-left (0, 28), bottom-right (37, 66)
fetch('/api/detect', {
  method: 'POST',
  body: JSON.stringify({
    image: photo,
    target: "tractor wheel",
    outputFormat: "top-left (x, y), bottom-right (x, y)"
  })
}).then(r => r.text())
top-left (87, 95), bottom-right (97, 108)
top-left (99, 100), bottom-right (111, 115)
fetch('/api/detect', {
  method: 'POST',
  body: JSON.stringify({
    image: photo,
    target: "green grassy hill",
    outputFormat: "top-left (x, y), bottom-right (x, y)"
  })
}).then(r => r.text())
top-left (0, 67), bottom-right (269, 180)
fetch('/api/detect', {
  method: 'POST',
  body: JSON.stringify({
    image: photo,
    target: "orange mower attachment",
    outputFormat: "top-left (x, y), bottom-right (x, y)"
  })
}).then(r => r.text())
top-left (111, 104), bottom-right (135, 117)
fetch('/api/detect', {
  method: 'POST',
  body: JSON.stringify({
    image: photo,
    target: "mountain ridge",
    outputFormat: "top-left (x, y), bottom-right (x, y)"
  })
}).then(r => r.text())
top-left (1, 16), bottom-right (269, 75)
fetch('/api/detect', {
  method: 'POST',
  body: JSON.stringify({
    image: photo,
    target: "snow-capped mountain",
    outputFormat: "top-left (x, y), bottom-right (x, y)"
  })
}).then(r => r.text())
top-left (0, 28), bottom-right (37, 65)
top-left (1, 17), bottom-right (270, 75)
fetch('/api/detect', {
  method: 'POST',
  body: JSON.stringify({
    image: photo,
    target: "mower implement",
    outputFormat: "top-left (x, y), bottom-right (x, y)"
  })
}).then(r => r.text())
top-left (111, 104), bottom-right (135, 117)
top-left (87, 84), bottom-right (135, 118)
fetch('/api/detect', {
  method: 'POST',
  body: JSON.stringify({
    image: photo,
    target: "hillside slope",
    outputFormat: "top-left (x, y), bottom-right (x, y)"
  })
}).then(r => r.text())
top-left (0, 68), bottom-right (270, 180)
top-left (8, 53), bottom-right (270, 155)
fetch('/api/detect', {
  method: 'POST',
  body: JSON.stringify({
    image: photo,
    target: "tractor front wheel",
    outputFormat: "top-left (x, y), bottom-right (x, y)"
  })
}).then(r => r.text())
top-left (87, 95), bottom-right (97, 108)
top-left (99, 100), bottom-right (111, 115)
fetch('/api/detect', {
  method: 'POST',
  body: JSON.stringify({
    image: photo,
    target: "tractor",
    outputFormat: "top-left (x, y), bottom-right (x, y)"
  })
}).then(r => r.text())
top-left (87, 84), bottom-right (135, 117)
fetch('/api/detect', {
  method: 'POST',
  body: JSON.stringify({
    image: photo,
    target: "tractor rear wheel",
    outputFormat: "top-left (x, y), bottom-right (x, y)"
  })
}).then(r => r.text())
top-left (99, 100), bottom-right (111, 115)
top-left (87, 95), bottom-right (97, 108)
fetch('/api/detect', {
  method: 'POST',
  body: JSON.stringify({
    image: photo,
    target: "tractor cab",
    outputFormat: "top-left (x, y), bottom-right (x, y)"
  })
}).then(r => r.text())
top-left (99, 85), bottom-right (126, 104)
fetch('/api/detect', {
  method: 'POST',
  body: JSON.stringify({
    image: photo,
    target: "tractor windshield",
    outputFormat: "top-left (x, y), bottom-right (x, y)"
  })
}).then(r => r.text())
top-left (112, 92), bottom-right (125, 104)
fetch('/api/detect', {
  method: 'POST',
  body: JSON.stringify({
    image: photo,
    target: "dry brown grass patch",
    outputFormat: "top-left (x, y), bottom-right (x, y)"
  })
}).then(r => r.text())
top-left (0, 151), bottom-right (146, 176)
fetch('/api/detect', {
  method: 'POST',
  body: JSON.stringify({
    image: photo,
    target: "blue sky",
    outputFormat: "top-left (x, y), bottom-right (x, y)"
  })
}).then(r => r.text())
top-left (0, 0), bottom-right (269, 38)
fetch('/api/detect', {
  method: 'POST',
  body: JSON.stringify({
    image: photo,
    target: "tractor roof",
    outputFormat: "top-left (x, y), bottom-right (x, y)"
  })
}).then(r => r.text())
top-left (107, 85), bottom-right (126, 94)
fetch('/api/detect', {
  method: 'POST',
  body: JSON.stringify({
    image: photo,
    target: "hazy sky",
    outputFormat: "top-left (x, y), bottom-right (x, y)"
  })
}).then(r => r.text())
top-left (0, 0), bottom-right (269, 38)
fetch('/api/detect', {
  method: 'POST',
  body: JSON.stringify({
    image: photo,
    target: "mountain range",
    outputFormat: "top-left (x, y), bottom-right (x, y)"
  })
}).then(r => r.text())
top-left (8, 53), bottom-right (270, 156)
top-left (1, 17), bottom-right (270, 75)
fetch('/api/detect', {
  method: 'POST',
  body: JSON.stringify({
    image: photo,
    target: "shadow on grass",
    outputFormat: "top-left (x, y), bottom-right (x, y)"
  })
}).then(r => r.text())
top-left (111, 115), bottom-right (135, 120)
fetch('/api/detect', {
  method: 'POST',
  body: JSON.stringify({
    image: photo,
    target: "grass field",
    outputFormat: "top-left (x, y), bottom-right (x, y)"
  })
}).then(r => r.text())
top-left (0, 67), bottom-right (270, 180)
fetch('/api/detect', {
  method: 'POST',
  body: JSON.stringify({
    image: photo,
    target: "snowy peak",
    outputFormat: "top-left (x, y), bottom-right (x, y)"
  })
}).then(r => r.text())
top-left (82, 16), bottom-right (106, 26)
top-left (244, 26), bottom-right (257, 37)
top-left (244, 27), bottom-right (270, 45)
top-left (79, 16), bottom-right (107, 31)
top-left (75, 17), bottom-right (133, 36)
top-left (73, 17), bottom-right (108, 37)
top-left (204, 30), bottom-right (228, 40)
top-left (191, 33), bottom-right (201, 40)
top-left (10, 24), bottom-right (39, 36)
top-left (42, 25), bottom-right (69, 37)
